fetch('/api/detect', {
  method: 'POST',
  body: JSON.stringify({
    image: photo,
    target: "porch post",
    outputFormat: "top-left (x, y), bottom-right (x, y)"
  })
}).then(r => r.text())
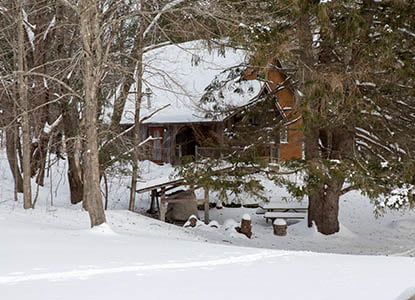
top-left (204, 187), bottom-right (209, 224)
top-left (160, 187), bottom-right (166, 222)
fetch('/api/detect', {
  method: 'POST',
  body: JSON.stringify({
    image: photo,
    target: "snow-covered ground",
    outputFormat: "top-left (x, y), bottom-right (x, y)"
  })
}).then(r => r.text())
top-left (117, 160), bottom-right (415, 257)
top-left (1, 150), bottom-right (415, 299)
top-left (190, 192), bottom-right (415, 256)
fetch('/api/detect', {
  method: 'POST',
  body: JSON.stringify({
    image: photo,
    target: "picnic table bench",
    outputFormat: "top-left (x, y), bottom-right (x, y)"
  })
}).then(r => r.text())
top-left (260, 202), bottom-right (308, 223)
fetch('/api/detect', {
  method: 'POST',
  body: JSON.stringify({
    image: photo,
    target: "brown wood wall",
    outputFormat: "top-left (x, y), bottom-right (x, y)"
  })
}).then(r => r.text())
top-left (245, 64), bottom-right (303, 160)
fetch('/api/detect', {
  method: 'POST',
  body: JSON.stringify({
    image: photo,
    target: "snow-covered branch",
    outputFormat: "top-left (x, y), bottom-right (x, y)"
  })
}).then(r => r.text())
top-left (139, 104), bottom-right (170, 124)
top-left (143, 0), bottom-right (185, 38)
top-left (99, 125), bottom-right (135, 151)
top-left (43, 115), bottom-right (62, 134)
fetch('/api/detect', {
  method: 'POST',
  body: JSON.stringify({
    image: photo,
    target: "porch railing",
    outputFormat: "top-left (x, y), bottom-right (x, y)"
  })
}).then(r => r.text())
top-left (138, 146), bottom-right (172, 164)
top-left (138, 145), bottom-right (278, 164)
top-left (195, 146), bottom-right (278, 163)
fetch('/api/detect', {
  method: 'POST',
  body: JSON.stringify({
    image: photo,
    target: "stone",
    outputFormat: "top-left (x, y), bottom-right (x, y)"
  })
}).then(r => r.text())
top-left (208, 220), bottom-right (219, 228)
top-left (166, 190), bottom-right (199, 223)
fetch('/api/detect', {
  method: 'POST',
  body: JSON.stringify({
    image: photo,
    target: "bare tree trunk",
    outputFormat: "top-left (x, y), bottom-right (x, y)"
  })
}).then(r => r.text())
top-left (33, 133), bottom-right (49, 186)
top-left (67, 156), bottom-right (84, 204)
top-left (79, 0), bottom-right (105, 227)
top-left (28, 0), bottom-right (50, 185)
top-left (53, 1), bottom-right (84, 205)
top-left (129, 4), bottom-right (145, 212)
top-left (62, 106), bottom-right (84, 206)
top-left (5, 127), bottom-right (23, 193)
top-left (62, 102), bottom-right (84, 204)
top-left (103, 172), bottom-right (109, 210)
top-left (4, 91), bottom-right (23, 193)
top-left (18, 0), bottom-right (32, 209)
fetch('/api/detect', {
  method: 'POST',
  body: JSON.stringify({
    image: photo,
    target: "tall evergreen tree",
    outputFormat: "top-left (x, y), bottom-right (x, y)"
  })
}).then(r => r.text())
top-left (202, 0), bottom-right (415, 234)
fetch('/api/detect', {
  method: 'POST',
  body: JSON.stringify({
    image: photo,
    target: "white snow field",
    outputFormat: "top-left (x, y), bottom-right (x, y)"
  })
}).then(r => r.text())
top-left (1, 202), bottom-right (415, 300)
top-left (1, 151), bottom-right (415, 299)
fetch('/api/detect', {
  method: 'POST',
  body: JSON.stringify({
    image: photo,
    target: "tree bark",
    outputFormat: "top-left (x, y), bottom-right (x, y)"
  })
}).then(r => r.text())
top-left (3, 86), bottom-right (23, 193)
top-left (304, 125), bottom-right (320, 228)
top-left (54, 1), bottom-right (84, 205)
top-left (297, 7), bottom-right (320, 229)
top-left (79, 0), bottom-right (105, 227)
top-left (129, 2), bottom-right (145, 212)
top-left (5, 127), bottom-right (23, 193)
top-left (313, 180), bottom-right (343, 235)
top-left (62, 104), bottom-right (84, 204)
top-left (312, 128), bottom-right (354, 235)
top-left (297, 3), bottom-right (344, 235)
top-left (27, 0), bottom-right (50, 185)
top-left (18, 0), bottom-right (32, 209)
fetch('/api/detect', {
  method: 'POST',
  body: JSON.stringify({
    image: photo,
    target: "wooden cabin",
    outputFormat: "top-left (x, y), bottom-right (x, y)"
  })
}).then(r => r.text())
top-left (119, 41), bottom-right (302, 165)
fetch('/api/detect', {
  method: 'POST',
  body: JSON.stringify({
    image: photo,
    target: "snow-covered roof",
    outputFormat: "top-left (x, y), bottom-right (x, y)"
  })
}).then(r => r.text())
top-left (118, 40), bottom-right (262, 124)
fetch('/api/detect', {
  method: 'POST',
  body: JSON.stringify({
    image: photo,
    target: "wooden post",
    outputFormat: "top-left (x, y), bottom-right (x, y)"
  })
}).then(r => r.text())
top-left (185, 215), bottom-right (198, 228)
top-left (171, 125), bottom-right (177, 164)
top-left (148, 189), bottom-right (156, 214)
top-left (178, 144), bottom-right (182, 158)
top-left (204, 188), bottom-right (209, 224)
top-left (103, 173), bottom-right (108, 210)
top-left (156, 192), bottom-right (160, 212)
top-left (160, 187), bottom-right (166, 222)
top-left (236, 214), bottom-right (252, 238)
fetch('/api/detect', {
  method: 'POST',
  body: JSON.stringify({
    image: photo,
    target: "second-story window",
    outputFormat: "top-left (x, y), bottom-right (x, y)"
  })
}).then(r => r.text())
top-left (280, 125), bottom-right (288, 144)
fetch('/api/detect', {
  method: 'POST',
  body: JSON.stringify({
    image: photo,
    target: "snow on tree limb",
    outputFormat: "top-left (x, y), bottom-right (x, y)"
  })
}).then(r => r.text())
top-left (22, 9), bottom-right (35, 52)
top-left (104, 136), bottom-right (162, 167)
top-left (143, 0), bottom-right (185, 38)
top-left (398, 28), bottom-right (415, 38)
top-left (139, 104), bottom-right (170, 124)
top-left (43, 16), bottom-right (56, 41)
top-left (43, 115), bottom-right (62, 134)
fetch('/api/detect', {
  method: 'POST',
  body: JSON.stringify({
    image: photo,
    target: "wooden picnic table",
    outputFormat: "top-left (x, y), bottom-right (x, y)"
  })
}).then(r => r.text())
top-left (260, 202), bottom-right (308, 223)
top-left (260, 202), bottom-right (308, 211)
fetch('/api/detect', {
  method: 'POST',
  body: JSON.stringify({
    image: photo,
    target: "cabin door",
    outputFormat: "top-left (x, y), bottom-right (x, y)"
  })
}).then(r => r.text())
top-left (175, 126), bottom-right (197, 159)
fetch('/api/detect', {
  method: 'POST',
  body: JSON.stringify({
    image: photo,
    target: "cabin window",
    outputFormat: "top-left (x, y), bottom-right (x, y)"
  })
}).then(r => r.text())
top-left (280, 126), bottom-right (288, 144)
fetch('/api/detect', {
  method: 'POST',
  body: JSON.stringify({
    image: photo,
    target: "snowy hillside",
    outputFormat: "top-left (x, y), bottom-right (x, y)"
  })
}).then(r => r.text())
top-left (1, 199), bottom-right (415, 300)
top-left (1, 149), bottom-right (415, 299)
